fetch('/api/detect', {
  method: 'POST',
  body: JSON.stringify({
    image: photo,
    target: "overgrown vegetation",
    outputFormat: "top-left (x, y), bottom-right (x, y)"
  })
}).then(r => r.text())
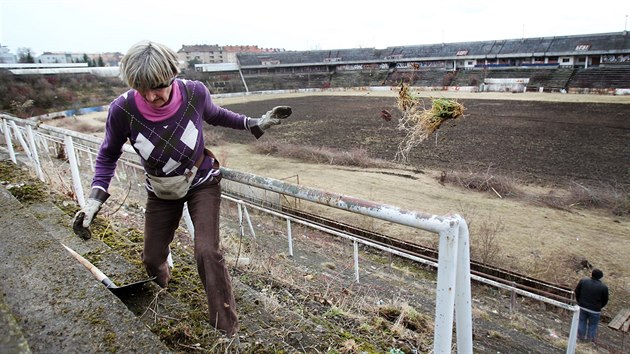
top-left (59, 198), bottom-right (436, 353)
top-left (0, 70), bottom-right (127, 117)
top-left (0, 68), bottom-right (216, 118)
top-left (0, 157), bottom-right (432, 353)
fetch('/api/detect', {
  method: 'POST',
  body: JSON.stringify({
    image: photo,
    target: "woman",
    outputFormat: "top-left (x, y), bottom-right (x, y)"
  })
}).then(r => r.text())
top-left (73, 40), bottom-right (291, 336)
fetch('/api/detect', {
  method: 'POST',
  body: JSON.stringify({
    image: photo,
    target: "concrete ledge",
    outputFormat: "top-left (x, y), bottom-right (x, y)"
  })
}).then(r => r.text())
top-left (0, 186), bottom-right (171, 353)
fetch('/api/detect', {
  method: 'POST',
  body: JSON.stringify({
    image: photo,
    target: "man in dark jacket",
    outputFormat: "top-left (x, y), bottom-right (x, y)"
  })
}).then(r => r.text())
top-left (575, 268), bottom-right (609, 342)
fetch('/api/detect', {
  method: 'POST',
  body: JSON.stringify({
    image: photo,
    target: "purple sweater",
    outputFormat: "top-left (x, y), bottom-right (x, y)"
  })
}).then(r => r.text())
top-left (92, 79), bottom-right (248, 192)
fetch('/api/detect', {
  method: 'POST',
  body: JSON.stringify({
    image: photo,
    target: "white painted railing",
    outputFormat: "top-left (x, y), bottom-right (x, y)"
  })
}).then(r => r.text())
top-left (1, 113), bottom-right (580, 353)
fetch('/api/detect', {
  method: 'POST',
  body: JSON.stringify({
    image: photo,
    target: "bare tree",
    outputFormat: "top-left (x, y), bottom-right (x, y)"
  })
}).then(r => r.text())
top-left (17, 47), bottom-right (35, 63)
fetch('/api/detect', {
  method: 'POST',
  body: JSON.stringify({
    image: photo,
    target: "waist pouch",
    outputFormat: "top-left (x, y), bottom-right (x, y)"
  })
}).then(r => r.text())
top-left (147, 169), bottom-right (198, 200)
top-left (147, 148), bottom-right (219, 200)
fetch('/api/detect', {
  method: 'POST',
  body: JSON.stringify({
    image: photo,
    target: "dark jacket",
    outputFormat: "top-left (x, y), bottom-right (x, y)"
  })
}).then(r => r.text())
top-left (575, 277), bottom-right (609, 312)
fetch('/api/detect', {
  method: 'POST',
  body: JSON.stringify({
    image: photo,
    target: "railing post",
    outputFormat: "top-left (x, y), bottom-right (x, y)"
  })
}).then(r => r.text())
top-left (433, 227), bottom-right (459, 354)
top-left (242, 205), bottom-right (256, 238)
top-left (287, 218), bottom-right (293, 257)
top-left (237, 203), bottom-right (244, 238)
top-left (9, 121), bottom-right (32, 158)
top-left (455, 218), bottom-right (473, 354)
top-left (26, 126), bottom-right (44, 181)
top-left (566, 306), bottom-right (580, 354)
top-left (2, 119), bottom-right (16, 163)
top-left (353, 240), bottom-right (360, 283)
top-left (64, 136), bottom-right (85, 208)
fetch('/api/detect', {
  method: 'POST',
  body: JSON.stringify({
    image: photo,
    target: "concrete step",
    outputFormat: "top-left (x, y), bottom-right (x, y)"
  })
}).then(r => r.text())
top-left (0, 184), bottom-right (171, 353)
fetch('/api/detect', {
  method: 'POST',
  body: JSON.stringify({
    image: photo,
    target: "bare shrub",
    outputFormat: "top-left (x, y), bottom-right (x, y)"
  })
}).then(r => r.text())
top-left (451, 203), bottom-right (505, 266)
top-left (1, 73), bottom-right (126, 116)
top-left (438, 169), bottom-right (520, 198)
top-left (566, 181), bottom-right (630, 216)
top-left (470, 217), bottom-right (505, 265)
top-left (9, 99), bottom-right (34, 117)
top-left (251, 140), bottom-right (396, 169)
top-left (535, 181), bottom-right (629, 216)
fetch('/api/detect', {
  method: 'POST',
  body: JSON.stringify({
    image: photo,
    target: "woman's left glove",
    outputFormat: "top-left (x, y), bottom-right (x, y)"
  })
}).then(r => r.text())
top-left (247, 106), bottom-right (292, 138)
top-left (72, 188), bottom-right (110, 240)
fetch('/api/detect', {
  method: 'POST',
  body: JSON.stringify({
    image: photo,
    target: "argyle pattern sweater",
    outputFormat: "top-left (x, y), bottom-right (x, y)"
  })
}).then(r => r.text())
top-left (92, 79), bottom-right (248, 192)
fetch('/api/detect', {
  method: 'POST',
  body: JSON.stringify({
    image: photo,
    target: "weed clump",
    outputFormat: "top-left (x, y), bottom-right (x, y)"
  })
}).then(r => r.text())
top-left (0, 161), bottom-right (48, 203)
top-left (394, 83), bottom-right (465, 162)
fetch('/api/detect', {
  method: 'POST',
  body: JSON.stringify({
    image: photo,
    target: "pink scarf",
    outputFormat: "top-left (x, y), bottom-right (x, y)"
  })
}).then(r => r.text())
top-left (134, 80), bottom-right (183, 122)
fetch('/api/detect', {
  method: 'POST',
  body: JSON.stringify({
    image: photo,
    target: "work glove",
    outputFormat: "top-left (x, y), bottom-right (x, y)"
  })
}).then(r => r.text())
top-left (247, 106), bottom-right (292, 139)
top-left (72, 188), bottom-right (110, 240)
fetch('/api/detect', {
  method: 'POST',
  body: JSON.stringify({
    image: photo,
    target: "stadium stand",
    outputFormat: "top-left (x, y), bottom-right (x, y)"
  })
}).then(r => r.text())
top-left (568, 66), bottom-right (630, 91)
top-left (528, 68), bottom-right (576, 92)
top-left (203, 71), bottom-right (246, 94)
top-left (226, 32), bottom-right (630, 93)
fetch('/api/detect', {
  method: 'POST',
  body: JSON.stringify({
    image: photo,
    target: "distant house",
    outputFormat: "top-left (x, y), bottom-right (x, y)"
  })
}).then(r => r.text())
top-left (223, 45), bottom-right (284, 63)
top-left (38, 52), bottom-right (85, 64)
top-left (177, 44), bottom-right (284, 68)
top-left (92, 52), bottom-right (123, 67)
top-left (36, 52), bottom-right (122, 66)
top-left (177, 44), bottom-right (224, 67)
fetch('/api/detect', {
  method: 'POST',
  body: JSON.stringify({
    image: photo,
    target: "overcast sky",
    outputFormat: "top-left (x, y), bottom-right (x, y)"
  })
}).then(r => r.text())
top-left (1, 0), bottom-right (629, 56)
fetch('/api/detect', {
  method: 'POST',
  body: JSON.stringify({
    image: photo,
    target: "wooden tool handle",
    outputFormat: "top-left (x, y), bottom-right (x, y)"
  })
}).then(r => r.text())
top-left (62, 244), bottom-right (110, 284)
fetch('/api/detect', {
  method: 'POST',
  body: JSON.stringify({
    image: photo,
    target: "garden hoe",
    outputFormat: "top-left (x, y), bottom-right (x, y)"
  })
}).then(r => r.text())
top-left (62, 243), bottom-right (155, 299)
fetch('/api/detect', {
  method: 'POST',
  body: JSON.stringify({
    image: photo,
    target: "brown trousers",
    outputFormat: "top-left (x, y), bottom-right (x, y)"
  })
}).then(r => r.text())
top-left (143, 176), bottom-right (238, 336)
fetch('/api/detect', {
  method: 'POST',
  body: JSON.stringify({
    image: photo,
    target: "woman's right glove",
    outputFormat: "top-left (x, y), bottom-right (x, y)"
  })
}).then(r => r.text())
top-left (247, 106), bottom-right (292, 138)
top-left (72, 188), bottom-right (110, 240)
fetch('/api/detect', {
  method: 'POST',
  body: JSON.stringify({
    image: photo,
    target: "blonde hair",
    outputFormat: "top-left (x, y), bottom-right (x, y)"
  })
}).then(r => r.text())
top-left (120, 41), bottom-right (180, 91)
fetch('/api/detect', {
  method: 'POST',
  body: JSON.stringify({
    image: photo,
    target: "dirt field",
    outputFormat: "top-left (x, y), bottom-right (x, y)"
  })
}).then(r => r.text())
top-left (48, 90), bottom-right (630, 352)
top-left (216, 91), bottom-right (629, 188)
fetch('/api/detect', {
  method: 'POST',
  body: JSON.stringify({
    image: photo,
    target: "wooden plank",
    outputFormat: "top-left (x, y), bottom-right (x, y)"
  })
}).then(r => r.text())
top-left (608, 308), bottom-right (630, 331)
